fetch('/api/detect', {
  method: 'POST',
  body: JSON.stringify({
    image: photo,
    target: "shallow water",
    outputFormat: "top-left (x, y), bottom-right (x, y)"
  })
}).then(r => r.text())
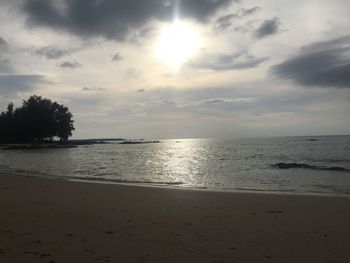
top-left (1, 135), bottom-right (350, 195)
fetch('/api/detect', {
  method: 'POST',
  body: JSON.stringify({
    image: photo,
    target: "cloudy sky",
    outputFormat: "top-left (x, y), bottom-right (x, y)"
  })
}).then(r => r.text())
top-left (0, 0), bottom-right (349, 139)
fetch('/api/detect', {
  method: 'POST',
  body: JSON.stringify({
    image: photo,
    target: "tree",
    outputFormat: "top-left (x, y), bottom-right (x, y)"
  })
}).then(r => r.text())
top-left (0, 95), bottom-right (75, 143)
top-left (54, 104), bottom-right (75, 142)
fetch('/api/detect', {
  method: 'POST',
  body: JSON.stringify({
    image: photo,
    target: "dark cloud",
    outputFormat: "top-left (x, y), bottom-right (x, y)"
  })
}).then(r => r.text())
top-left (215, 7), bottom-right (259, 30)
top-left (272, 36), bottom-right (350, 88)
top-left (232, 20), bottom-right (257, 33)
top-left (0, 37), bottom-right (7, 46)
top-left (192, 51), bottom-right (268, 71)
top-left (215, 14), bottom-right (235, 30)
top-left (254, 17), bottom-right (280, 39)
top-left (301, 35), bottom-right (350, 53)
top-left (0, 37), bottom-right (14, 73)
top-left (82, 86), bottom-right (105, 92)
top-left (22, 0), bottom-right (233, 41)
top-left (238, 7), bottom-right (260, 16)
top-left (112, 52), bottom-right (123, 62)
top-left (35, 46), bottom-right (67, 59)
top-left (0, 37), bottom-right (9, 54)
top-left (0, 74), bottom-right (47, 94)
top-left (60, 61), bottom-right (82, 68)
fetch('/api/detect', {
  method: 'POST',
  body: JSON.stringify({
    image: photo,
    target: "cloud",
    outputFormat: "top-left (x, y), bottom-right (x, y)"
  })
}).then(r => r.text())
top-left (215, 7), bottom-right (259, 30)
top-left (215, 14), bottom-right (235, 30)
top-left (0, 36), bottom-right (9, 54)
top-left (60, 61), bottom-right (82, 68)
top-left (138, 27), bottom-right (156, 38)
top-left (231, 20), bottom-right (257, 33)
top-left (204, 97), bottom-right (258, 104)
top-left (0, 74), bottom-right (47, 94)
top-left (272, 35), bottom-right (350, 88)
top-left (112, 52), bottom-right (123, 62)
top-left (82, 86), bottom-right (105, 92)
top-left (0, 37), bottom-right (14, 73)
top-left (35, 46), bottom-right (67, 59)
top-left (0, 37), bottom-right (7, 47)
top-left (22, 0), bottom-right (233, 41)
top-left (107, 86), bottom-right (265, 122)
top-left (301, 35), bottom-right (350, 53)
top-left (238, 7), bottom-right (260, 16)
top-left (137, 88), bottom-right (145, 93)
top-left (191, 51), bottom-right (268, 71)
top-left (254, 17), bottom-right (280, 39)
top-left (0, 58), bottom-right (13, 73)
top-left (129, 27), bottom-right (158, 44)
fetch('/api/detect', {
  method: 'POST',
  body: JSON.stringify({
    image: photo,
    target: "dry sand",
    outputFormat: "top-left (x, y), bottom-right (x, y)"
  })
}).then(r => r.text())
top-left (1, 174), bottom-right (350, 263)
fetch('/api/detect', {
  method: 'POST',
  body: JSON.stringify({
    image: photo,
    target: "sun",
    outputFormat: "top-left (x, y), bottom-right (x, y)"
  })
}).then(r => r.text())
top-left (155, 20), bottom-right (202, 69)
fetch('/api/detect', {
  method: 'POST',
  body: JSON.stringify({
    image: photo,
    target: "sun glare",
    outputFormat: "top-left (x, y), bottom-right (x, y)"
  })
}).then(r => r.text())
top-left (156, 20), bottom-right (202, 69)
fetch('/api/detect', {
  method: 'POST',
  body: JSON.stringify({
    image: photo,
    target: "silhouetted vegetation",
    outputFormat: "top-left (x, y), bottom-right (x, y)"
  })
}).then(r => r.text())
top-left (0, 95), bottom-right (74, 143)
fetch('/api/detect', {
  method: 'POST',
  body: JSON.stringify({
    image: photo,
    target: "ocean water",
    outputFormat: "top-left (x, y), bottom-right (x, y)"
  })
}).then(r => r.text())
top-left (0, 135), bottom-right (350, 195)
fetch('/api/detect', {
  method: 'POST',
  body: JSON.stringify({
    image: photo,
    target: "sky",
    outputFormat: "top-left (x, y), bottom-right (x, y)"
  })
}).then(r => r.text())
top-left (0, 0), bottom-right (349, 139)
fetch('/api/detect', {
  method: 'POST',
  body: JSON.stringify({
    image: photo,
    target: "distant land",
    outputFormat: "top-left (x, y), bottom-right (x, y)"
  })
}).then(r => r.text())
top-left (0, 138), bottom-right (161, 150)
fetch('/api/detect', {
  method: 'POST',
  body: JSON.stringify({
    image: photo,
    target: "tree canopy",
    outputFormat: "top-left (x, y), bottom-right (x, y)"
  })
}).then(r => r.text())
top-left (0, 95), bottom-right (75, 143)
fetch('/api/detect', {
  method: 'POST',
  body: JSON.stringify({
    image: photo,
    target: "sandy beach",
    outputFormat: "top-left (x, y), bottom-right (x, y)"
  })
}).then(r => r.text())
top-left (1, 174), bottom-right (350, 263)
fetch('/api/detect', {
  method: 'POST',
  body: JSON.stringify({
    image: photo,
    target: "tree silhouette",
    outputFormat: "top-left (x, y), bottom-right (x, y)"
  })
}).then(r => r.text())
top-left (0, 95), bottom-right (74, 143)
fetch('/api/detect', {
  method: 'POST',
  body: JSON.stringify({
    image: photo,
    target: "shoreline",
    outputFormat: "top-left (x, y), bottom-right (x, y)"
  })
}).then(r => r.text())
top-left (2, 171), bottom-right (350, 198)
top-left (69, 178), bottom-right (350, 198)
top-left (1, 173), bottom-right (350, 262)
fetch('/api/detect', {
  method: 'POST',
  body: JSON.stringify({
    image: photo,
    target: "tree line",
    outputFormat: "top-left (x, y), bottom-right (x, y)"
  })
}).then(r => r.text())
top-left (0, 95), bottom-right (75, 143)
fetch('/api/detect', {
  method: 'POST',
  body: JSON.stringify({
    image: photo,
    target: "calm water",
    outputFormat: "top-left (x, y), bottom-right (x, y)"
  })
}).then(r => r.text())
top-left (1, 136), bottom-right (350, 195)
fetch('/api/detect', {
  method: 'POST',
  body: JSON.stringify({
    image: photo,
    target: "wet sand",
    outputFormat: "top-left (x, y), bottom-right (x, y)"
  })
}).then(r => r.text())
top-left (1, 174), bottom-right (350, 262)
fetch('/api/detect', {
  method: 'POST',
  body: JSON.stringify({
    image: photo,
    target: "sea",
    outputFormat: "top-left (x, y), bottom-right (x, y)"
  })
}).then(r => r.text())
top-left (1, 135), bottom-right (350, 195)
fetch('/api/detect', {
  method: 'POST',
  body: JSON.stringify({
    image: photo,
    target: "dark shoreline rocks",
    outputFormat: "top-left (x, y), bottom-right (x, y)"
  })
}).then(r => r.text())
top-left (0, 144), bottom-right (78, 150)
top-left (0, 138), bottom-right (161, 150)
top-left (272, 162), bottom-right (350, 172)
top-left (119, 140), bottom-right (160, 145)
top-left (0, 139), bottom-right (112, 150)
